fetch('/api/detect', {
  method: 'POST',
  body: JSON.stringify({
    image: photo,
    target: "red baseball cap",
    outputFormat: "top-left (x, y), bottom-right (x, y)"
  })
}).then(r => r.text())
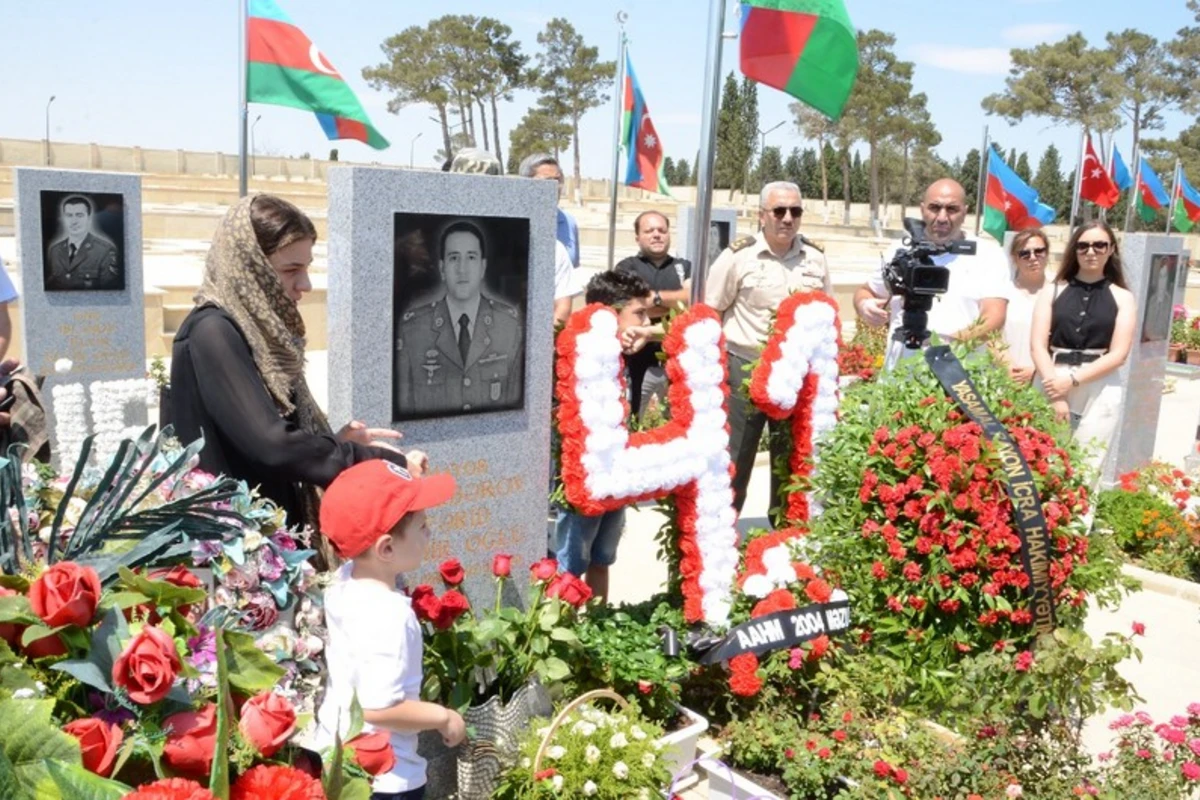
top-left (320, 460), bottom-right (456, 559)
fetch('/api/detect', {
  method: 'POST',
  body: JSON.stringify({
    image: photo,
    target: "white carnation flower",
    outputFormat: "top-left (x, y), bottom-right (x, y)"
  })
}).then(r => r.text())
top-left (585, 744), bottom-right (601, 764)
top-left (613, 761), bottom-right (629, 779)
top-left (642, 752), bottom-right (656, 767)
top-left (583, 780), bottom-right (598, 796)
top-left (547, 745), bottom-right (566, 760)
top-left (630, 725), bottom-right (647, 741)
top-left (609, 732), bottom-right (628, 749)
top-left (54, 358), bottom-right (73, 374)
top-left (575, 720), bottom-right (597, 737)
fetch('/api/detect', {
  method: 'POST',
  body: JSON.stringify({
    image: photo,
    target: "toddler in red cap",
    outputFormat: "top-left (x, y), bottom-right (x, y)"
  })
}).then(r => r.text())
top-left (315, 459), bottom-right (463, 800)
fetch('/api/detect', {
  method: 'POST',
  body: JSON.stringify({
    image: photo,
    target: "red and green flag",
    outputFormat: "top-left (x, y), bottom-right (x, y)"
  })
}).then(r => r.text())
top-left (983, 147), bottom-right (1057, 243)
top-left (621, 51), bottom-right (671, 196)
top-left (1135, 157), bottom-right (1170, 223)
top-left (1173, 167), bottom-right (1200, 233)
top-left (738, 0), bottom-right (859, 119)
top-left (247, 0), bottom-right (388, 149)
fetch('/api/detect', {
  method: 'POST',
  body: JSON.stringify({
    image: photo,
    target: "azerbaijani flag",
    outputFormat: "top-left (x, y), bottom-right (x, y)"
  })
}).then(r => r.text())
top-left (739, 0), bottom-right (859, 120)
top-left (1136, 157), bottom-right (1170, 223)
top-left (621, 52), bottom-right (671, 196)
top-left (247, 0), bottom-right (388, 149)
top-left (983, 146), bottom-right (1057, 243)
top-left (1173, 168), bottom-right (1200, 233)
top-left (1110, 146), bottom-right (1133, 191)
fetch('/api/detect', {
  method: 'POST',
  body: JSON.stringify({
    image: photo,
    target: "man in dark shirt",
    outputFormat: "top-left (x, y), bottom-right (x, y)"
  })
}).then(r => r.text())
top-left (614, 211), bottom-right (692, 418)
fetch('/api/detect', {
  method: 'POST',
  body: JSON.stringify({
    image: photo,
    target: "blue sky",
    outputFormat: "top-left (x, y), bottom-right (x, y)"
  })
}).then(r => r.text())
top-left (2, 0), bottom-right (1194, 179)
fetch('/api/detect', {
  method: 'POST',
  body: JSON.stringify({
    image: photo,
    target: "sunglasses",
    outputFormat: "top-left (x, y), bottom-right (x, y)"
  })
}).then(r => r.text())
top-left (1018, 246), bottom-right (1048, 259)
top-left (768, 206), bottom-right (804, 220)
top-left (1075, 240), bottom-right (1111, 254)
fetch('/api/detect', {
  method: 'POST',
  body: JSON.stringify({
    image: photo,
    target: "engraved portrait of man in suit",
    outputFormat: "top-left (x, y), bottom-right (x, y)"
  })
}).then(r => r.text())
top-left (393, 215), bottom-right (527, 420)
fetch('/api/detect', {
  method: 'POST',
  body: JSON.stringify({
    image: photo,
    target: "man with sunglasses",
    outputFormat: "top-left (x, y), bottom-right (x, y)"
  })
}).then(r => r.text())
top-left (705, 180), bottom-right (830, 514)
top-left (854, 178), bottom-right (1008, 363)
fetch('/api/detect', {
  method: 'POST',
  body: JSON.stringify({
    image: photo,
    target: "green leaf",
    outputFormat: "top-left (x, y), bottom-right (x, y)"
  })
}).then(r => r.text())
top-left (541, 657), bottom-right (570, 682)
top-left (20, 625), bottom-right (64, 648)
top-left (117, 568), bottom-right (207, 610)
top-left (339, 777), bottom-right (373, 800)
top-left (549, 628), bottom-right (579, 644)
top-left (0, 747), bottom-right (24, 800)
top-left (0, 576), bottom-right (29, 593)
top-left (51, 660), bottom-right (112, 694)
top-left (45, 760), bottom-right (130, 800)
top-left (0, 698), bottom-right (81, 798)
top-left (223, 630), bottom-right (285, 695)
top-left (209, 629), bottom-right (231, 800)
top-left (347, 692), bottom-right (365, 742)
top-left (0, 596), bottom-right (38, 626)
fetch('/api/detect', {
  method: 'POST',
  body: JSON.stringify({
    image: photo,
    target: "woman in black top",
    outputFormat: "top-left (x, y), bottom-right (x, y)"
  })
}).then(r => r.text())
top-left (1031, 221), bottom-right (1136, 472)
top-left (167, 195), bottom-right (422, 533)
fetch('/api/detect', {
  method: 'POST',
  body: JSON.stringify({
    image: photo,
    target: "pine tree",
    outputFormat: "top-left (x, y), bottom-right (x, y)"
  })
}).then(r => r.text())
top-left (662, 156), bottom-right (677, 186)
top-left (958, 149), bottom-right (981, 206)
top-left (1033, 144), bottom-right (1066, 222)
top-left (1015, 152), bottom-right (1032, 183)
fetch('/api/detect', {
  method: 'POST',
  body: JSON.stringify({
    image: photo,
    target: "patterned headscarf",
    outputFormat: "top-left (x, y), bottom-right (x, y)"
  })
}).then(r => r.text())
top-left (194, 196), bottom-right (333, 525)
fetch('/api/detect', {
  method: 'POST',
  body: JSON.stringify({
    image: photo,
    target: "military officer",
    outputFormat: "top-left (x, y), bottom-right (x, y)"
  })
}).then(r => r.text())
top-left (704, 180), bottom-right (830, 515)
top-left (45, 195), bottom-right (120, 291)
top-left (395, 219), bottom-right (524, 418)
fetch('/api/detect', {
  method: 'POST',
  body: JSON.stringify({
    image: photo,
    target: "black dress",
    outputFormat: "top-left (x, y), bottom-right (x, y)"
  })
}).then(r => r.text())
top-left (166, 305), bottom-right (405, 526)
top-left (1050, 277), bottom-right (1118, 359)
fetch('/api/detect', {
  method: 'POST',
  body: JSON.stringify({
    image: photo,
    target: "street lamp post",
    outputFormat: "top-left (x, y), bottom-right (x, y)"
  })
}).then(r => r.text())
top-left (410, 132), bottom-right (423, 169)
top-left (759, 120), bottom-right (785, 158)
top-left (250, 115), bottom-right (261, 177)
top-left (45, 95), bottom-right (56, 165)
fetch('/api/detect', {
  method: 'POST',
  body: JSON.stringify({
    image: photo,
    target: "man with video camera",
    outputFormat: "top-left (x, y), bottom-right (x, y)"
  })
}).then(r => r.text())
top-left (853, 179), bottom-right (1008, 363)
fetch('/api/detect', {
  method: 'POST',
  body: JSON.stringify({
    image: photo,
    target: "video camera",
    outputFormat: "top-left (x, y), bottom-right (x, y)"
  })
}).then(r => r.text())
top-left (883, 218), bottom-right (976, 351)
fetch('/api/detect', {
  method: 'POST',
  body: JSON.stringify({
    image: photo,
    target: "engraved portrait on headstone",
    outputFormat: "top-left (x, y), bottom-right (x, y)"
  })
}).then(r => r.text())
top-left (392, 213), bottom-right (528, 421)
top-left (1141, 253), bottom-right (1178, 343)
top-left (707, 219), bottom-right (731, 267)
top-left (39, 191), bottom-right (126, 291)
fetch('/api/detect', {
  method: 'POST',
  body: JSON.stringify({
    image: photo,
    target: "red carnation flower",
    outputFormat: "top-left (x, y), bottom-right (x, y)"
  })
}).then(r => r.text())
top-left (874, 759), bottom-right (893, 778)
top-left (805, 578), bottom-right (832, 604)
top-left (438, 559), bottom-right (465, 586)
top-left (728, 653), bottom-right (763, 697)
top-left (122, 778), bottom-right (217, 800)
top-left (230, 764), bottom-right (325, 800)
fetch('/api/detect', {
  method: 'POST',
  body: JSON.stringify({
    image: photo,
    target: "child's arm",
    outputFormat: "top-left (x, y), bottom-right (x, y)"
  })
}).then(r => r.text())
top-left (364, 700), bottom-right (466, 747)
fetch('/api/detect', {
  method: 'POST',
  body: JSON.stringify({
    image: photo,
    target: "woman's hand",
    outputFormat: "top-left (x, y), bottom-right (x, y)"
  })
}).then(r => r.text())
top-left (1043, 375), bottom-right (1073, 400)
top-left (338, 420), bottom-right (402, 446)
top-left (1051, 398), bottom-right (1070, 424)
top-left (404, 449), bottom-right (429, 477)
top-left (1009, 365), bottom-right (1035, 384)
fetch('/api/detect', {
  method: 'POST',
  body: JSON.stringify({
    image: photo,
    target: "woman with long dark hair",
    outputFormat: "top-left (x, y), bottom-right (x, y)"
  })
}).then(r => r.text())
top-left (1030, 220), bottom-right (1136, 472)
top-left (167, 195), bottom-right (421, 534)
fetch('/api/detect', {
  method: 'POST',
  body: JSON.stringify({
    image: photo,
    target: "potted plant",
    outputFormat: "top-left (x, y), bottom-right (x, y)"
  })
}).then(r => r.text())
top-left (492, 690), bottom-right (671, 799)
top-left (411, 556), bottom-right (591, 798)
top-left (1188, 317), bottom-right (1200, 365)
top-left (1170, 305), bottom-right (1189, 363)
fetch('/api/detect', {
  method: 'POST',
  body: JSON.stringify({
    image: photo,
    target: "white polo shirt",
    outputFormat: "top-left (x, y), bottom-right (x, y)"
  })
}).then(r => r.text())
top-left (867, 235), bottom-right (1008, 342)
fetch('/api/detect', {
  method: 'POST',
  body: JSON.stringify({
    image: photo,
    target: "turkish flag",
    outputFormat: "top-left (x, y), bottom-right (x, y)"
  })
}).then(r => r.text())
top-left (1079, 135), bottom-right (1121, 209)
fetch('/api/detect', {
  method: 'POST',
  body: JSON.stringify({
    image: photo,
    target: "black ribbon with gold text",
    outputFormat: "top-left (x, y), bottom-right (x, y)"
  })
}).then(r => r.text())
top-left (924, 346), bottom-right (1056, 634)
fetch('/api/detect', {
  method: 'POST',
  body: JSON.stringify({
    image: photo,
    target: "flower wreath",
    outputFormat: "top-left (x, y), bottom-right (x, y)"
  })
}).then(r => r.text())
top-left (747, 291), bottom-right (842, 525)
top-left (555, 303), bottom-right (739, 626)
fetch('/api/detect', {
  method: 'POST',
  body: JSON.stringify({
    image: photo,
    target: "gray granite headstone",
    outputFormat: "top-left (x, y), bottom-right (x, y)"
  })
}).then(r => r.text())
top-left (678, 205), bottom-right (739, 268)
top-left (1103, 233), bottom-right (1188, 485)
top-left (327, 166), bottom-right (558, 604)
top-left (14, 168), bottom-right (146, 467)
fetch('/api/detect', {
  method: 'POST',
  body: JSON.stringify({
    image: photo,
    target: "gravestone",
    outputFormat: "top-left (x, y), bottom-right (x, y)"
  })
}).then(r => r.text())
top-left (678, 205), bottom-right (739, 269)
top-left (326, 166), bottom-right (558, 603)
top-left (1103, 233), bottom-right (1189, 485)
top-left (14, 168), bottom-right (146, 467)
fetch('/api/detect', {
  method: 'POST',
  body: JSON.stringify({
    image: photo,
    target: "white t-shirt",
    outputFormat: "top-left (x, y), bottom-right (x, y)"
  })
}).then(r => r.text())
top-left (868, 236), bottom-right (1008, 342)
top-left (1003, 282), bottom-right (1038, 369)
top-left (0, 256), bottom-right (18, 304)
top-left (554, 241), bottom-right (575, 301)
top-left (316, 564), bottom-right (425, 793)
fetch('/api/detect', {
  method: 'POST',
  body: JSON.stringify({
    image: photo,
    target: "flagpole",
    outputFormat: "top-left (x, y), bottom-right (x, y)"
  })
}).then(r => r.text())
top-left (606, 16), bottom-right (628, 270)
top-left (688, 0), bottom-right (728, 305)
top-left (974, 125), bottom-right (989, 237)
top-left (238, 0), bottom-right (249, 197)
top-left (1100, 134), bottom-right (1116, 224)
top-left (1068, 129), bottom-right (1086, 229)
top-left (1167, 158), bottom-right (1181, 235)
top-left (1124, 143), bottom-right (1141, 233)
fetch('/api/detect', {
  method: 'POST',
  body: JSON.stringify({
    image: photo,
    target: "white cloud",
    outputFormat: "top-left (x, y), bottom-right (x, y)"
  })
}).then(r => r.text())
top-left (1002, 23), bottom-right (1073, 45)
top-left (911, 46), bottom-right (1012, 76)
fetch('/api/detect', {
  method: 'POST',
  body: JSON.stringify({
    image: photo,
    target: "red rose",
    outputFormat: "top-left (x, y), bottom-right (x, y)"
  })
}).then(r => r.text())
top-left (122, 778), bottom-right (216, 800)
top-left (530, 558), bottom-right (558, 582)
top-left (1132, 621), bottom-right (1146, 636)
top-left (239, 691), bottom-right (296, 757)
top-left (492, 554), bottom-right (513, 578)
top-left (438, 559), bottom-right (465, 586)
top-left (410, 584), bottom-right (442, 624)
top-left (28, 562), bottom-right (101, 628)
top-left (112, 626), bottom-right (181, 705)
top-left (63, 717), bottom-right (123, 777)
top-left (163, 704), bottom-right (218, 777)
top-left (346, 730), bottom-right (396, 776)
top-left (230, 764), bottom-right (325, 800)
top-left (433, 590), bottom-right (471, 630)
top-left (546, 573), bottom-right (592, 608)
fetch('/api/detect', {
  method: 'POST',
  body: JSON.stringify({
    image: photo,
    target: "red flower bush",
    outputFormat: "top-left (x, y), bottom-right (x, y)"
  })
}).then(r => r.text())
top-left (29, 561), bottom-right (101, 628)
top-left (238, 691), bottom-right (297, 757)
top-left (229, 764), bottom-right (326, 800)
top-left (63, 717), bottom-right (123, 777)
top-left (112, 626), bottom-right (182, 705)
top-left (121, 778), bottom-right (216, 800)
top-left (346, 730), bottom-right (396, 776)
top-left (162, 704), bottom-right (218, 776)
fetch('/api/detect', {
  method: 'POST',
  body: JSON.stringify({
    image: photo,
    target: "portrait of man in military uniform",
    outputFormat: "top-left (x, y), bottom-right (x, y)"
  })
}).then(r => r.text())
top-left (393, 215), bottom-right (527, 421)
top-left (1142, 253), bottom-right (1178, 344)
top-left (40, 192), bottom-right (125, 292)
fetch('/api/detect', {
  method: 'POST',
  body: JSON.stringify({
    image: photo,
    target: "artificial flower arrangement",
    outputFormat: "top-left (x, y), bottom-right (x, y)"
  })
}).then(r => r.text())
top-left (492, 693), bottom-right (671, 799)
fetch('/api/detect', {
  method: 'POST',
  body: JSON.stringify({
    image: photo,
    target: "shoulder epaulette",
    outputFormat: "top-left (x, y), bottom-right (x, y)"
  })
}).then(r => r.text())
top-left (730, 235), bottom-right (756, 253)
top-left (799, 234), bottom-right (825, 254)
